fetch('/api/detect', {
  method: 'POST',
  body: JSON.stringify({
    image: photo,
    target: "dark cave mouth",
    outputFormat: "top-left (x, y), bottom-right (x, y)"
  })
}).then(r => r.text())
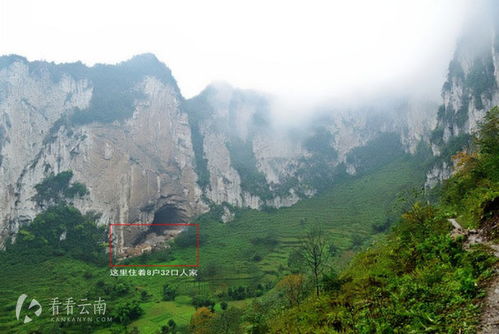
top-left (128, 204), bottom-right (187, 248)
top-left (149, 204), bottom-right (186, 234)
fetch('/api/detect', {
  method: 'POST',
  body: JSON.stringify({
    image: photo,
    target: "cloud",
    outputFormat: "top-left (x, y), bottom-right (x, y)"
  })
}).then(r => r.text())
top-left (0, 0), bottom-right (472, 105)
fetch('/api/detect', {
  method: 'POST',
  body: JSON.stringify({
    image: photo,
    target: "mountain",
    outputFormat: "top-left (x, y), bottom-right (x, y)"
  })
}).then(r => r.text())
top-left (1, 8), bottom-right (499, 251)
top-left (0, 54), bottom-right (204, 249)
top-left (0, 54), bottom-right (440, 251)
top-left (426, 5), bottom-right (499, 187)
top-left (0, 4), bottom-right (498, 334)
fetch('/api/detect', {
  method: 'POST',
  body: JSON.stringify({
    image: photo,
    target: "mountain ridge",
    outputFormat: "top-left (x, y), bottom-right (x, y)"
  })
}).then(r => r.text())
top-left (0, 20), bottom-right (496, 250)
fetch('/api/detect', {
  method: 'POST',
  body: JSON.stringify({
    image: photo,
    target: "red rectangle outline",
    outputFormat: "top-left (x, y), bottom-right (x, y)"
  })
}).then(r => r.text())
top-left (109, 223), bottom-right (200, 267)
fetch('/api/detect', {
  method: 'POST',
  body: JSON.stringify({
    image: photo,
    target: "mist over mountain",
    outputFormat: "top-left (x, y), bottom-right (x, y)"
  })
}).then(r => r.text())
top-left (0, 0), bottom-right (497, 248)
top-left (0, 49), bottom-right (443, 249)
top-left (0, 1), bottom-right (498, 333)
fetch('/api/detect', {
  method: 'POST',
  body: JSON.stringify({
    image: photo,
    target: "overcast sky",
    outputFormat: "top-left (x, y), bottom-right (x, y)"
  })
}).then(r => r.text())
top-left (0, 0), bottom-right (471, 101)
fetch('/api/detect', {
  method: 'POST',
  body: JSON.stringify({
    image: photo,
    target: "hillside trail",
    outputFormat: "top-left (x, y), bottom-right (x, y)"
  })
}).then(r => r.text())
top-left (448, 218), bottom-right (499, 334)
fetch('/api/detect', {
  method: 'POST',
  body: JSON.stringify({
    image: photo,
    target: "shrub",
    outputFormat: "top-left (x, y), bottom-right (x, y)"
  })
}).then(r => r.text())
top-left (8, 204), bottom-right (105, 264)
top-left (163, 284), bottom-right (177, 301)
top-left (191, 295), bottom-right (215, 310)
top-left (112, 300), bottom-right (143, 324)
top-left (33, 171), bottom-right (89, 206)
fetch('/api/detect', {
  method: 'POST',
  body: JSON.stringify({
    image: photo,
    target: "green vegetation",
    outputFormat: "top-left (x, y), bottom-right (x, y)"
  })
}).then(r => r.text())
top-left (0, 55), bottom-right (30, 71)
top-left (436, 102), bottom-right (470, 134)
top-left (304, 126), bottom-right (337, 159)
top-left (1, 145), bottom-right (422, 333)
top-left (3, 109), bottom-right (496, 333)
top-left (440, 107), bottom-right (499, 230)
top-left (443, 52), bottom-right (496, 111)
top-left (0, 210), bottom-right (114, 333)
top-left (466, 55), bottom-right (497, 110)
top-left (440, 133), bottom-right (473, 162)
top-left (296, 224), bottom-right (331, 297)
top-left (163, 284), bottom-right (177, 301)
top-left (33, 170), bottom-right (88, 206)
top-left (5, 53), bottom-right (175, 125)
top-left (164, 155), bottom-right (423, 287)
top-left (293, 126), bottom-right (341, 193)
top-left (113, 300), bottom-right (144, 325)
top-left (433, 52), bottom-right (497, 151)
top-left (184, 87), bottom-right (273, 196)
top-left (260, 204), bottom-right (495, 333)
top-left (71, 54), bottom-right (178, 124)
top-left (3, 54), bottom-right (180, 125)
top-left (4, 204), bottom-right (105, 264)
top-left (346, 132), bottom-right (405, 176)
top-left (182, 90), bottom-right (214, 190)
top-left (244, 107), bottom-right (498, 333)
top-left (189, 120), bottom-right (211, 190)
top-left (227, 137), bottom-right (271, 199)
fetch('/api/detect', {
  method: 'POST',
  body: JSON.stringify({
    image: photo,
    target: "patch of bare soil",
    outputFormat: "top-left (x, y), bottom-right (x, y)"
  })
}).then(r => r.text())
top-left (449, 218), bottom-right (499, 333)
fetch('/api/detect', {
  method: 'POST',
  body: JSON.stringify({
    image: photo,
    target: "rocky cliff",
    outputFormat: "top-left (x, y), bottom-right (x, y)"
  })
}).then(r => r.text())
top-left (0, 52), bottom-right (446, 248)
top-left (426, 7), bottom-right (499, 187)
top-left (0, 54), bottom-right (205, 248)
top-left (185, 84), bottom-right (437, 211)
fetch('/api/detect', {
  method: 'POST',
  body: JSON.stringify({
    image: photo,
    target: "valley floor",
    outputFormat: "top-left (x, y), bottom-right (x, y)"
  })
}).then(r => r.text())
top-left (0, 156), bottom-right (426, 333)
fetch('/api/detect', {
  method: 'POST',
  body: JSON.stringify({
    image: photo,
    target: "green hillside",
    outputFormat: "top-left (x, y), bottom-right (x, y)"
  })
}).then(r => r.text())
top-left (0, 151), bottom-right (424, 333)
top-left (251, 107), bottom-right (498, 334)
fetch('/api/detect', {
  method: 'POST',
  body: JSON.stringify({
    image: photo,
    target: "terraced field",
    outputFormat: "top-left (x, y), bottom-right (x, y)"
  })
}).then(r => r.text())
top-left (167, 155), bottom-right (424, 288)
top-left (0, 155), bottom-right (424, 333)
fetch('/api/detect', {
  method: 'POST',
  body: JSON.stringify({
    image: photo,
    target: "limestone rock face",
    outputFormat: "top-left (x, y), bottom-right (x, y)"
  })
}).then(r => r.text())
top-left (186, 84), bottom-right (439, 211)
top-left (0, 56), bottom-right (206, 248)
top-left (0, 53), bottom-right (444, 251)
top-left (0, 47), bottom-right (474, 248)
top-left (425, 18), bottom-right (499, 188)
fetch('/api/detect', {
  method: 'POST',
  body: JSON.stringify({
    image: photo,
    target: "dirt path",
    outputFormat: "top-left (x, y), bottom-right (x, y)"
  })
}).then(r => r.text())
top-left (479, 243), bottom-right (499, 334)
top-left (448, 219), bottom-right (499, 333)
top-left (448, 218), bottom-right (463, 230)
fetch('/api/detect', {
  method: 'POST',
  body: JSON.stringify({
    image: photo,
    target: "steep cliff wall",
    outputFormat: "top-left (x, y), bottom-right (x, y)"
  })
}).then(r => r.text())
top-left (0, 55), bottom-right (206, 247)
top-left (0, 53), bottom-right (440, 247)
top-left (184, 84), bottom-right (438, 212)
top-left (426, 13), bottom-right (499, 187)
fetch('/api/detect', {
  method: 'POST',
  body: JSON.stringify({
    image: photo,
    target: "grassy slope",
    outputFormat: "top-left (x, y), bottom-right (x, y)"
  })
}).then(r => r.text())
top-left (173, 156), bottom-right (423, 284)
top-left (263, 108), bottom-right (499, 333)
top-left (0, 258), bottom-right (104, 333)
top-left (0, 155), bottom-right (423, 333)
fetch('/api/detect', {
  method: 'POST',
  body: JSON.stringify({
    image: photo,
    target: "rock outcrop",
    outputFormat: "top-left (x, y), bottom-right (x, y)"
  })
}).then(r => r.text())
top-left (185, 84), bottom-right (438, 212)
top-left (426, 8), bottom-right (499, 187)
top-left (0, 55), bottom-right (205, 249)
top-left (2, 42), bottom-right (483, 249)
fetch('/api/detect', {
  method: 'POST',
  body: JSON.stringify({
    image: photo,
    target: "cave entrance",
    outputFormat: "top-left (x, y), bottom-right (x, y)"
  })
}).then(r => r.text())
top-left (128, 204), bottom-right (187, 249)
top-left (149, 204), bottom-right (186, 234)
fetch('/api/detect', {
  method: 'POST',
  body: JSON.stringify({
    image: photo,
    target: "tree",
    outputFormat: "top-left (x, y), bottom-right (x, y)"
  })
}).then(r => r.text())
top-left (350, 234), bottom-right (364, 250)
top-left (287, 248), bottom-right (306, 273)
top-left (112, 300), bottom-right (143, 324)
top-left (191, 295), bottom-right (215, 310)
top-left (189, 307), bottom-right (215, 334)
top-left (276, 274), bottom-right (307, 307)
top-left (162, 284), bottom-right (176, 301)
top-left (10, 204), bottom-right (105, 264)
top-left (128, 327), bottom-right (140, 334)
top-left (299, 225), bottom-right (330, 297)
top-left (140, 290), bottom-right (150, 301)
top-left (476, 106), bottom-right (499, 180)
top-left (210, 307), bottom-right (243, 334)
top-left (33, 170), bottom-right (88, 207)
top-left (167, 319), bottom-right (177, 331)
top-left (322, 270), bottom-right (343, 292)
top-left (160, 319), bottom-right (177, 333)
